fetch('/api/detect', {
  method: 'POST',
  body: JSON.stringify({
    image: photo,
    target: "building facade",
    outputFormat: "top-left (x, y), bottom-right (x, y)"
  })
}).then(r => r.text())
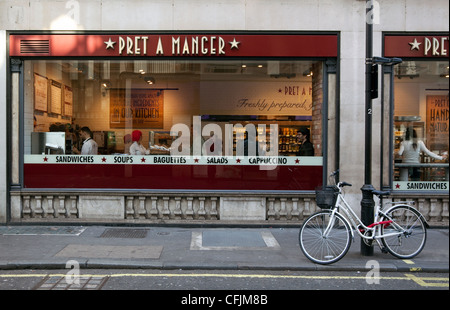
top-left (0, 0), bottom-right (448, 225)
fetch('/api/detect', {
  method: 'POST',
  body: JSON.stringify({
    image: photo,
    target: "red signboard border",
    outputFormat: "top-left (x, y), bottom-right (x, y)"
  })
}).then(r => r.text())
top-left (383, 32), bottom-right (449, 58)
top-left (9, 32), bottom-right (339, 58)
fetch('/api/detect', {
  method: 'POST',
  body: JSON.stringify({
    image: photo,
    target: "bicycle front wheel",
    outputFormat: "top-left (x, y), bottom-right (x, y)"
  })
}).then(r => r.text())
top-left (299, 210), bottom-right (352, 265)
top-left (381, 205), bottom-right (427, 259)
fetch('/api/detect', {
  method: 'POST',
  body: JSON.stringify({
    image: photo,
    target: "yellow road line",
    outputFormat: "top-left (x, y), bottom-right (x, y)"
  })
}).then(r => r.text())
top-left (1, 271), bottom-right (449, 290)
top-left (401, 260), bottom-right (424, 272)
top-left (404, 274), bottom-right (449, 288)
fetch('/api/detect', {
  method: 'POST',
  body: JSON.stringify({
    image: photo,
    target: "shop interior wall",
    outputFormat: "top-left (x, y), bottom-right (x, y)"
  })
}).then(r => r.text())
top-left (395, 78), bottom-right (448, 126)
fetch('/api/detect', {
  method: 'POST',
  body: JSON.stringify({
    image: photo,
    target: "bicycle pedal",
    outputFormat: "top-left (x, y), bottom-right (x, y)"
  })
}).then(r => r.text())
top-left (381, 247), bottom-right (388, 254)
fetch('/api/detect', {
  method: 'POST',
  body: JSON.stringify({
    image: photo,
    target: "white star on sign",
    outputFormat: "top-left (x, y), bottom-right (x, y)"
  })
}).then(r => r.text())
top-left (104, 38), bottom-right (116, 49)
top-left (229, 38), bottom-right (240, 49)
top-left (408, 38), bottom-right (421, 51)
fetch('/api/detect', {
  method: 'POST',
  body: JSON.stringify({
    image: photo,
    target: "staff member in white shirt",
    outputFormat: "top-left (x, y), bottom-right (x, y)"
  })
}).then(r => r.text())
top-left (130, 130), bottom-right (150, 155)
top-left (398, 128), bottom-right (447, 180)
top-left (72, 127), bottom-right (98, 155)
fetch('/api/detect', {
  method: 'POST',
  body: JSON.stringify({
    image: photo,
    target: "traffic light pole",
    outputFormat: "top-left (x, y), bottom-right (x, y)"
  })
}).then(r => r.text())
top-left (361, 0), bottom-right (375, 256)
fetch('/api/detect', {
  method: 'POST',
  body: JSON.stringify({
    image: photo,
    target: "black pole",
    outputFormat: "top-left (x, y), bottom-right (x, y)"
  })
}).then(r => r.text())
top-left (361, 0), bottom-right (375, 256)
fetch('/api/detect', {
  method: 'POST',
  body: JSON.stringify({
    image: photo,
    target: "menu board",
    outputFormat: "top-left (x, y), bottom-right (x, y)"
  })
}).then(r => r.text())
top-left (110, 88), bottom-right (164, 128)
top-left (63, 85), bottom-right (73, 117)
top-left (34, 73), bottom-right (48, 112)
top-left (426, 95), bottom-right (449, 150)
top-left (49, 80), bottom-right (62, 115)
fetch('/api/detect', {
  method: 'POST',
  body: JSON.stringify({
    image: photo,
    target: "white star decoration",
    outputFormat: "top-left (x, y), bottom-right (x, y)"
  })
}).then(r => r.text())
top-left (229, 38), bottom-right (240, 49)
top-left (409, 38), bottom-right (421, 51)
top-left (104, 38), bottom-right (116, 49)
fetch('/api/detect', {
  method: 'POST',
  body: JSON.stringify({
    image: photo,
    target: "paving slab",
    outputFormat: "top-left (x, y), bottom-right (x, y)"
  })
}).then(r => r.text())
top-left (55, 244), bottom-right (163, 259)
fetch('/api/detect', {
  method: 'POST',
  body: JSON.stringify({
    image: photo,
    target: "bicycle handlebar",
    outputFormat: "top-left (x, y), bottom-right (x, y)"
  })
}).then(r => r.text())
top-left (339, 182), bottom-right (352, 187)
top-left (329, 170), bottom-right (352, 188)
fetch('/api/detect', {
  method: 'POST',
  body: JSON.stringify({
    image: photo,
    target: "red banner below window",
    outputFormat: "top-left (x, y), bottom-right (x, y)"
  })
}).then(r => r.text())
top-left (24, 163), bottom-right (322, 191)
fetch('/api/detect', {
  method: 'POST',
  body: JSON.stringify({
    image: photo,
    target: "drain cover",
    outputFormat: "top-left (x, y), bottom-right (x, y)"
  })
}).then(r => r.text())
top-left (34, 275), bottom-right (109, 290)
top-left (100, 228), bottom-right (148, 238)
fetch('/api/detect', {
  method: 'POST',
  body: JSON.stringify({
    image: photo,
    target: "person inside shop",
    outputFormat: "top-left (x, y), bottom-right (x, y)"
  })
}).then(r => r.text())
top-left (296, 127), bottom-right (314, 156)
top-left (130, 130), bottom-right (150, 155)
top-left (398, 128), bottom-right (447, 181)
top-left (72, 126), bottom-right (98, 155)
top-left (123, 134), bottom-right (132, 154)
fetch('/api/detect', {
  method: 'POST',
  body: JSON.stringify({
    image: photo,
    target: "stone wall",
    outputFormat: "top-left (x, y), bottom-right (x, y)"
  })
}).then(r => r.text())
top-left (10, 191), bottom-right (449, 226)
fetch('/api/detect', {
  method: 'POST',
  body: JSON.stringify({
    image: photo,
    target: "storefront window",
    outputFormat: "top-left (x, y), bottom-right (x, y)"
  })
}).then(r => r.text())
top-left (23, 59), bottom-right (325, 190)
top-left (393, 60), bottom-right (449, 191)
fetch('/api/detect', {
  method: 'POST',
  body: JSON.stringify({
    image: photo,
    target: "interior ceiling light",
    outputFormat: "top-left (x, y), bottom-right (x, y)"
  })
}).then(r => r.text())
top-left (302, 69), bottom-right (313, 77)
top-left (101, 81), bottom-right (111, 88)
top-left (144, 76), bottom-right (155, 84)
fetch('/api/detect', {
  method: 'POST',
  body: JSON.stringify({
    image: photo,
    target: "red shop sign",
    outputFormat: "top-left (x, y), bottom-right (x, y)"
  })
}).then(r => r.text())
top-left (384, 34), bottom-right (449, 58)
top-left (10, 33), bottom-right (338, 58)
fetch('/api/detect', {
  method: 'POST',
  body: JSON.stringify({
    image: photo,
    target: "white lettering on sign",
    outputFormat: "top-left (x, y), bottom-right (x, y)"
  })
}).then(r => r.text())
top-left (424, 37), bottom-right (448, 56)
top-left (24, 154), bottom-right (324, 166)
top-left (409, 37), bottom-right (448, 56)
top-left (116, 36), bottom-right (227, 56)
top-left (394, 181), bottom-right (449, 191)
top-left (118, 36), bottom-right (149, 55)
top-left (156, 37), bottom-right (164, 55)
top-left (172, 36), bottom-right (225, 56)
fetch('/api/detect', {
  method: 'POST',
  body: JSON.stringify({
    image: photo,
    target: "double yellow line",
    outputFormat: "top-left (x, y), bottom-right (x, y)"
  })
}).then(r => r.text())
top-left (0, 272), bottom-right (448, 287)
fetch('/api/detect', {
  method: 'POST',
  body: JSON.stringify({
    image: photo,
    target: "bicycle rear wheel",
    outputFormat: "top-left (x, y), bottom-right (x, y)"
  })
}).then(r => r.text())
top-left (299, 210), bottom-right (351, 265)
top-left (381, 205), bottom-right (427, 259)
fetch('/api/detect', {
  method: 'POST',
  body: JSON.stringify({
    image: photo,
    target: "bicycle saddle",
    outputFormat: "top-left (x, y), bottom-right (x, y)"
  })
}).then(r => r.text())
top-left (372, 190), bottom-right (391, 197)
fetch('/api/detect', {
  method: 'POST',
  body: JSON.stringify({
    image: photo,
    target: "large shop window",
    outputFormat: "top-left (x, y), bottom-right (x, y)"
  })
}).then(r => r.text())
top-left (23, 59), bottom-right (324, 190)
top-left (393, 60), bottom-right (449, 191)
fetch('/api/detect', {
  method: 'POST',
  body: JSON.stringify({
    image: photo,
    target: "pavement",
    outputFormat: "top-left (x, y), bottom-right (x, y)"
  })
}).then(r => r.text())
top-left (0, 224), bottom-right (448, 273)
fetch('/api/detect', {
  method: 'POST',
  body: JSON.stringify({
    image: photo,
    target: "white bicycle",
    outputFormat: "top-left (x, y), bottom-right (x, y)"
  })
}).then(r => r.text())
top-left (299, 170), bottom-right (429, 265)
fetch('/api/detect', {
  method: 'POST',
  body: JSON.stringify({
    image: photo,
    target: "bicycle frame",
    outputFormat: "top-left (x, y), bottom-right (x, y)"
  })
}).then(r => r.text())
top-left (330, 187), bottom-right (408, 243)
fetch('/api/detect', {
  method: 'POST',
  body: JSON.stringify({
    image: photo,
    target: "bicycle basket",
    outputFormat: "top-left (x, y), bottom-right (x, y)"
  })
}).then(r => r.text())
top-left (315, 186), bottom-right (339, 209)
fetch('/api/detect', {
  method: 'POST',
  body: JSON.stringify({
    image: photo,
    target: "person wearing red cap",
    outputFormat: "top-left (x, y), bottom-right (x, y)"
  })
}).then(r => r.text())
top-left (129, 130), bottom-right (150, 155)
